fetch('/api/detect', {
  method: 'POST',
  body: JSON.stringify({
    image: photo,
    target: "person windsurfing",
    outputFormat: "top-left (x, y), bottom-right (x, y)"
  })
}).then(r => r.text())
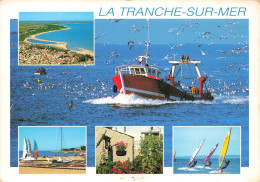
top-left (204, 161), bottom-right (212, 167)
top-left (221, 159), bottom-right (230, 169)
top-left (189, 160), bottom-right (197, 168)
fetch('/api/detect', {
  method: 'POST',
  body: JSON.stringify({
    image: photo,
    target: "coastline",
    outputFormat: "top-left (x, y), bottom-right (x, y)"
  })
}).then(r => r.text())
top-left (24, 27), bottom-right (70, 50)
top-left (23, 26), bottom-right (94, 56)
top-left (76, 48), bottom-right (94, 57)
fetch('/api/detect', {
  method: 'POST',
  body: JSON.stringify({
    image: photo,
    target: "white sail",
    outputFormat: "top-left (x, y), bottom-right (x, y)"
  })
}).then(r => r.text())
top-left (27, 139), bottom-right (32, 156)
top-left (22, 138), bottom-right (27, 158)
top-left (189, 139), bottom-right (205, 165)
top-left (20, 138), bottom-right (34, 161)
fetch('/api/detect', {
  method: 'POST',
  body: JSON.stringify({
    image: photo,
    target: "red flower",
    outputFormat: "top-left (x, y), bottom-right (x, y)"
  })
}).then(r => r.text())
top-left (125, 166), bottom-right (127, 169)
top-left (114, 170), bottom-right (117, 173)
top-left (119, 166), bottom-right (124, 169)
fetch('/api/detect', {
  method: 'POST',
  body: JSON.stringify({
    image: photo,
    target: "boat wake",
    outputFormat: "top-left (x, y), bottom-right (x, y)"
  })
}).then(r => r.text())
top-left (83, 94), bottom-right (174, 106)
top-left (83, 93), bottom-right (248, 106)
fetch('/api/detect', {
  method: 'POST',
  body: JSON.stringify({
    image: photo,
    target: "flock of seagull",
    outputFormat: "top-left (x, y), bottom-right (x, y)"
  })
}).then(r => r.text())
top-left (94, 19), bottom-right (249, 97)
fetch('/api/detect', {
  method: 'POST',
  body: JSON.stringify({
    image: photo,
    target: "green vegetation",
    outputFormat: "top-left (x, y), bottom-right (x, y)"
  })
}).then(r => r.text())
top-left (19, 22), bottom-right (67, 41)
top-left (96, 130), bottom-right (163, 174)
top-left (62, 145), bottom-right (86, 152)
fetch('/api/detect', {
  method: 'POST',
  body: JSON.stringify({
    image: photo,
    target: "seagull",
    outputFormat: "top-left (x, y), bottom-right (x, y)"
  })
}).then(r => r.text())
top-left (69, 100), bottom-right (74, 110)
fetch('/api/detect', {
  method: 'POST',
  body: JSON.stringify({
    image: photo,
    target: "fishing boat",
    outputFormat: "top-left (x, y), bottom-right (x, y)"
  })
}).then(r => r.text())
top-left (188, 139), bottom-right (205, 168)
top-left (20, 138), bottom-right (35, 161)
top-left (219, 128), bottom-right (232, 170)
top-left (203, 143), bottom-right (219, 167)
top-left (34, 67), bottom-right (47, 75)
top-left (112, 20), bottom-right (214, 101)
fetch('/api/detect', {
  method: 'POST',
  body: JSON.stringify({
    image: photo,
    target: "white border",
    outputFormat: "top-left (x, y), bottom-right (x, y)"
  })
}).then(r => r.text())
top-left (1, 0), bottom-right (259, 181)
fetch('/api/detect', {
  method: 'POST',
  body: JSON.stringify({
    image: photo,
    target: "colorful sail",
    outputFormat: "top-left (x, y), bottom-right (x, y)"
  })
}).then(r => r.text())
top-left (189, 139), bottom-right (205, 166)
top-left (33, 140), bottom-right (39, 157)
top-left (203, 143), bottom-right (219, 165)
top-left (219, 128), bottom-right (232, 169)
top-left (173, 151), bottom-right (176, 162)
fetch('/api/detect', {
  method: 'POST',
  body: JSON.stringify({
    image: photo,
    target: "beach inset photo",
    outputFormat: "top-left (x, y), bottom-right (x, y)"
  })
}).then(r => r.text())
top-left (19, 126), bottom-right (86, 174)
top-left (19, 12), bottom-right (94, 65)
top-left (96, 126), bottom-right (163, 174)
top-left (173, 126), bottom-right (240, 174)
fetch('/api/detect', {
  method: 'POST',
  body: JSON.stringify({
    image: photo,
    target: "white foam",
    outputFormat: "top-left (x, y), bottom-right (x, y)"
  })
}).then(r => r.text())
top-left (209, 170), bottom-right (220, 174)
top-left (84, 94), bottom-right (174, 106)
top-left (178, 167), bottom-right (199, 171)
top-left (83, 93), bottom-right (249, 106)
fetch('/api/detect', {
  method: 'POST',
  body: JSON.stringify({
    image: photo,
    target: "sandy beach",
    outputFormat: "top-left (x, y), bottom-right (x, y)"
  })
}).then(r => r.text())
top-left (19, 156), bottom-right (86, 174)
top-left (24, 27), bottom-right (70, 50)
top-left (76, 48), bottom-right (94, 57)
top-left (23, 27), bottom-right (93, 55)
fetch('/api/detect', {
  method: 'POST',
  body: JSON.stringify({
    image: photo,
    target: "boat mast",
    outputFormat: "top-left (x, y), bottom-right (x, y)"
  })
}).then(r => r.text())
top-left (61, 127), bottom-right (62, 151)
top-left (145, 19), bottom-right (150, 64)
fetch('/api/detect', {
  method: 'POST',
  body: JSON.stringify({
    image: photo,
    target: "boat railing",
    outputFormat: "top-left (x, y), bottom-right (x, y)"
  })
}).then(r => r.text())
top-left (115, 65), bottom-right (129, 75)
top-left (115, 64), bottom-right (161, 78)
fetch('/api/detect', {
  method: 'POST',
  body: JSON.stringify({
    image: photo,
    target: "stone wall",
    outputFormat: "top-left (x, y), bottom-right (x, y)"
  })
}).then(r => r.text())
top-left (96, 127), bottom-right (134, 167)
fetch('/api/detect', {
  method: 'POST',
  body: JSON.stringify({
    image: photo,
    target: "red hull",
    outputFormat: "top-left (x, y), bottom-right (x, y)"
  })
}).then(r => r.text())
top-left (112, 74), bottom-right (194, 101)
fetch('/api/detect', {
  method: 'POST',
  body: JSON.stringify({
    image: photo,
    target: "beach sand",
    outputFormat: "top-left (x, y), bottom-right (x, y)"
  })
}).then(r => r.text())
top-left (76, 48), bottom-right (94, 57)
top-left (24, 28), bottom-right (69, 50)
top-left (19, 156), bottom-right (86, 174)
top-left (23, 27), bottom-right (94, 56)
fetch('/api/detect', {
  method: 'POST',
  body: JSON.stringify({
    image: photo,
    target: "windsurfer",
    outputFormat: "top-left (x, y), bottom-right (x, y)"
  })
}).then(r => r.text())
top-left (189, 160), bottom-right (197, 168)
top-left (204, 161), bottom-right (212, 167)
top-left (221, 159), bottom-right (230, 169)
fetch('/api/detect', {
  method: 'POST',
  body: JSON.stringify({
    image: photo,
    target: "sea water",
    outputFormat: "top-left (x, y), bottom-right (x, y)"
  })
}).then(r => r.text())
top-left (11, 20), bottom-right (248, 168)
top-left (173, 156), bottom-right (240, 174)
top-left (33, 23), bottom-right (94, 51)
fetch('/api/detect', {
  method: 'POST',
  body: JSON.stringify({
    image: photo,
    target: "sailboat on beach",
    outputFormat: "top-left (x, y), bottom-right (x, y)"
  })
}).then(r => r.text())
top-left (46, 128), bottom-right (73, 165)
top-left (20, 138), bottom-right (35, 161)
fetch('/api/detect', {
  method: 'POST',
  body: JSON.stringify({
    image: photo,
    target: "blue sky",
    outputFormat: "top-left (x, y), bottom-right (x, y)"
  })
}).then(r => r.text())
top-left (19, 12), bottom-right (93, 22)
top-left (19, 127), bottom-right (86, 151)
top-left (173, 127), bottom-right (240, 157)
top-left (95, 19), bottom-right (248, 45)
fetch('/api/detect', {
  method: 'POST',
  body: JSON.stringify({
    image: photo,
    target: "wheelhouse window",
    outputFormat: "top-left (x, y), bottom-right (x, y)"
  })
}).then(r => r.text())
top-left (140, 68), bottom-right (146, 74)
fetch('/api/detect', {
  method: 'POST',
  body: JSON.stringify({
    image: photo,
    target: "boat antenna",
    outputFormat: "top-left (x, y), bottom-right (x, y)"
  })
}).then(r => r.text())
top-left (145, 19), bottom-right (150, 64)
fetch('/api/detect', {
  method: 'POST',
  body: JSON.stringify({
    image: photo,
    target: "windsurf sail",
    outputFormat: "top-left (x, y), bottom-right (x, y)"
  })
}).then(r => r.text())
top-left (219, 128), bottom-right (232, 169)
top-left (188, 139), bottom-right (205, 167)
top-left (203, 143), bottom-right (219, 166)
top-left (173, 151), bottom-right (176, 162)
